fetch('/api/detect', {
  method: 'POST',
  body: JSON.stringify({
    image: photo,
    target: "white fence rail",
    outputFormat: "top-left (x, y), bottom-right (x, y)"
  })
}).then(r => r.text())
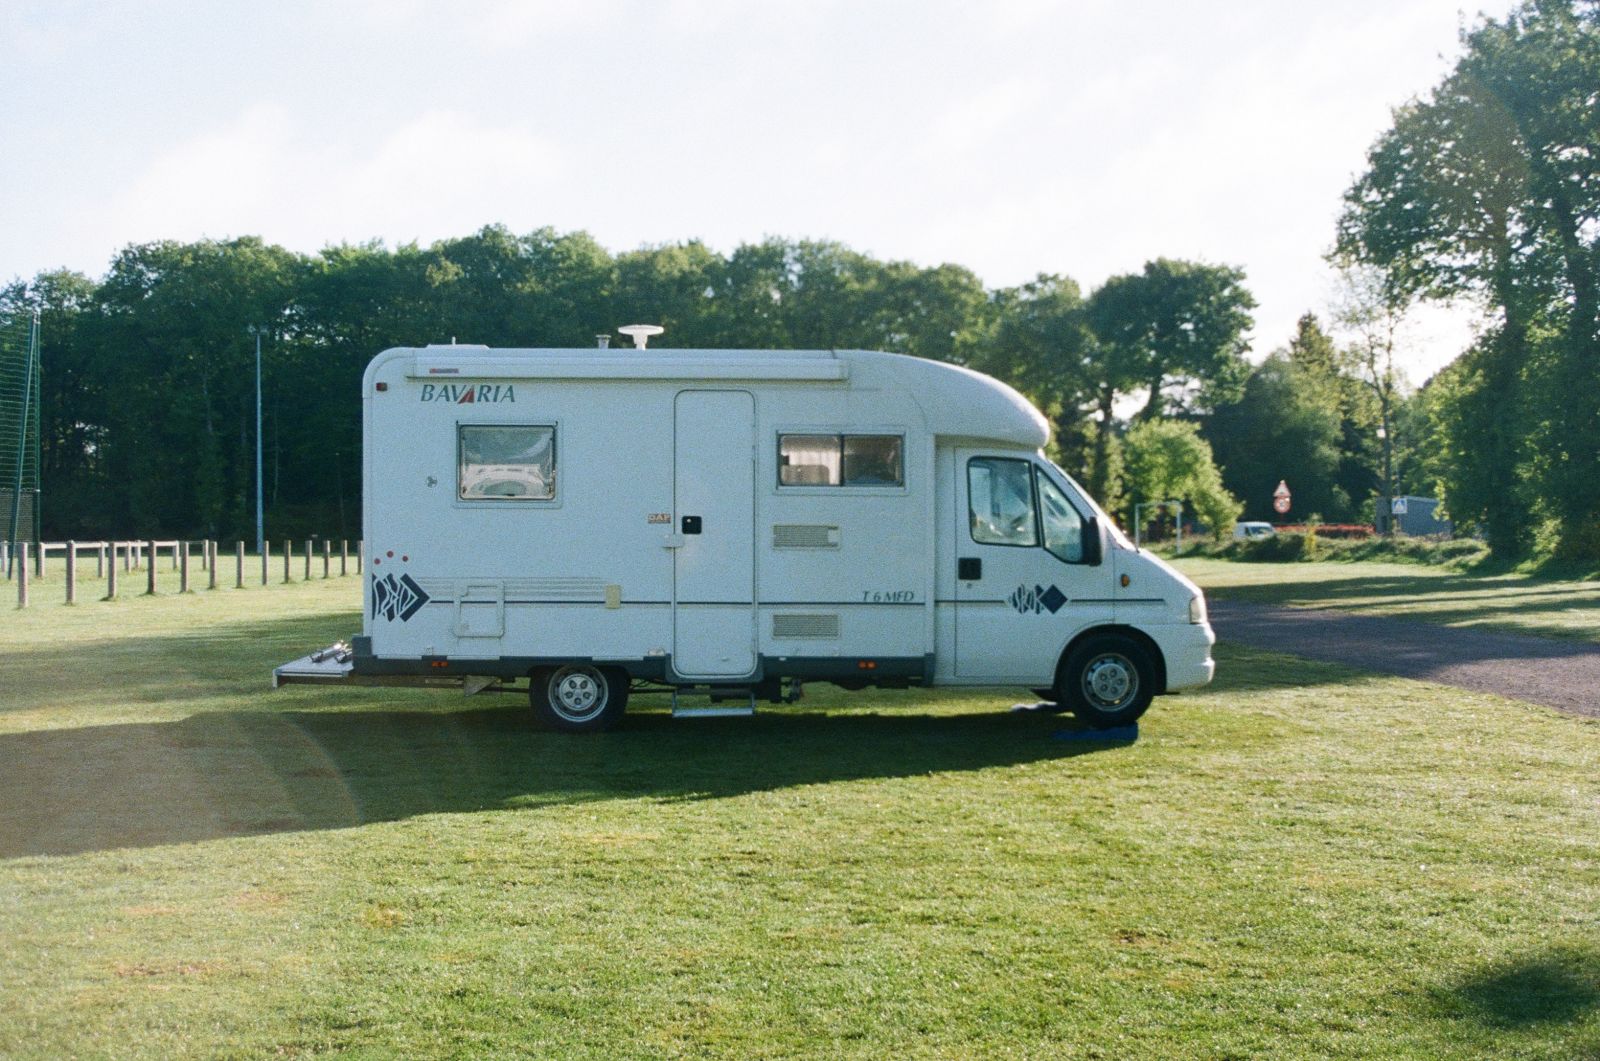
top-left (6, 538), bottom-right (362, 608)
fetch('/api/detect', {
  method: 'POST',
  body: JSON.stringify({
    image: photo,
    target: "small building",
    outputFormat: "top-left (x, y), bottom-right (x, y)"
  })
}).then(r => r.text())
top-left (1376, 496), bottom-right (1452, 537)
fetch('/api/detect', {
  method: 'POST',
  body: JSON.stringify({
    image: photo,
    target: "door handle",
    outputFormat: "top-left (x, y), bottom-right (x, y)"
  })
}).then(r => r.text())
top-left (958, 557), bottom-right (982, 580)
top-left (681, 515), bottom-right (702, 535)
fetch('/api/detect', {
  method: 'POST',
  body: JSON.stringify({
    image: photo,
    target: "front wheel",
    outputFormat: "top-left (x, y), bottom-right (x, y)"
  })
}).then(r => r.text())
top-left (530, 664), bottom-right (629, 733)
top-left (1057, 635), bottom-right (1155, 729)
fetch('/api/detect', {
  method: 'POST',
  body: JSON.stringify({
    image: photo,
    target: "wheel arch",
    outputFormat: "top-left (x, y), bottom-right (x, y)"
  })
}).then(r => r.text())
top-left (1056, 625), bottom-right (1168, 695)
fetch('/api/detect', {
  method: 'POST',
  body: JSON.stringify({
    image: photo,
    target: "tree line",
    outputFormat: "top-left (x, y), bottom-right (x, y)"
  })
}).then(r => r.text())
top-left (4, 1), bottom-right (1592, 562)
top-left (0, 233), bottom-right (1364, 544)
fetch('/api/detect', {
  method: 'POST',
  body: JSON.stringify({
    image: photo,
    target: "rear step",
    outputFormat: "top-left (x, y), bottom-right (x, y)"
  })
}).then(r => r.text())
top-left (671, 686), bottom-right (757, 718)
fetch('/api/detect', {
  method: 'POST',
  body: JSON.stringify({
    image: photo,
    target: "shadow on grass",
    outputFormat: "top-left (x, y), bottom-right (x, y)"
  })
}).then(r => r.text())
top-left (1207, 572), bottom-right (1600, 640)
top-left (2, 609), bottom-right (1364, 862)
top-left (1210, 571), bottom-right (1598, 602)
top-left (3, 611), bottom-right (362, 713)
top-left (0, 702), bottom-right (1138, 860)
top-left (1431, 947), bottom-right (1600, 1030)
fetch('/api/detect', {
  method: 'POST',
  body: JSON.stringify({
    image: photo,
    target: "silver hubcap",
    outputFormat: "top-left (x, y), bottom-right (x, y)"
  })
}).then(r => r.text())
top-left (550, 666), bottom-right (606, 721)
top-left (1082, 654), bottom-right (1137, 709)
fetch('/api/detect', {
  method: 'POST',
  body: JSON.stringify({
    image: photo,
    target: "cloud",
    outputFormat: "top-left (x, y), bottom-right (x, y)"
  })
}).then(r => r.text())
top-left (98, 104), bottom-right (565, 253)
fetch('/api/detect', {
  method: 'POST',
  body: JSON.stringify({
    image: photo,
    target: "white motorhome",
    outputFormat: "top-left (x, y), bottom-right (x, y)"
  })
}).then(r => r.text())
top-left (275, 342), bottom-right (1215, 732)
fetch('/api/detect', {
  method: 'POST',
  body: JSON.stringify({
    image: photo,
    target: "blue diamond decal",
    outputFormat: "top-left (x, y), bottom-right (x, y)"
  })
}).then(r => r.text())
top-left (1038, 584), bottom-right (1067, 614)
top-left (373, 572), bottom-right (429, 622)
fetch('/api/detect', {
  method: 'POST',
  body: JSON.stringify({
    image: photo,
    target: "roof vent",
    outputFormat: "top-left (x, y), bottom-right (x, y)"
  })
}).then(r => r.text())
top-left (618, 324), bottom-right (664, 349)
top-left (595, 334), bottom-right (611, 349)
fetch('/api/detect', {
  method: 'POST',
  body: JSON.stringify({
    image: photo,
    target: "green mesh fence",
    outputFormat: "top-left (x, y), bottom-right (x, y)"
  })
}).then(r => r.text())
top-left (1, 310), bottom-right (41, 553)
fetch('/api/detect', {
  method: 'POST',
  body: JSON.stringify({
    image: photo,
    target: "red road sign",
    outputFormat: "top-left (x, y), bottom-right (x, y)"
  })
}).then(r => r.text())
top-left (1273, 496), bottom-right (1291, 514)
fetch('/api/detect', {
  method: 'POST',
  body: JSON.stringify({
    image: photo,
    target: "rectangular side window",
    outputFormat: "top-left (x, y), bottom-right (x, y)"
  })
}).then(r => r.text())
top-left (778, 434), bottom-right (841, 485)
top-left (458, 425), bottom-right (555, 501)
top-left (842, 435), bottom-right (904, 486)
top-left (779, 433), bottom-right (903, 487)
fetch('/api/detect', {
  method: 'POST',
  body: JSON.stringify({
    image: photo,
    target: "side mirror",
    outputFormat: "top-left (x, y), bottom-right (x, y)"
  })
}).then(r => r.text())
top-left (1083, 516), bottom-right (1103, 566)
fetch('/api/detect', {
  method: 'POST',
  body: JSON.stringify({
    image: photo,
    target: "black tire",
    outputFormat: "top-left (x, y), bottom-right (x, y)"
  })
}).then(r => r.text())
top-left (1057, 635), bottom-right (1155, 729)
top-left (530, 663), bottom-right (629, 733)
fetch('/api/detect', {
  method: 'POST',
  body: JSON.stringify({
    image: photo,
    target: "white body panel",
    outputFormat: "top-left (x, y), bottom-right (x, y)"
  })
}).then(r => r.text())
top-left (357, 345), bottom-right (1214, 696)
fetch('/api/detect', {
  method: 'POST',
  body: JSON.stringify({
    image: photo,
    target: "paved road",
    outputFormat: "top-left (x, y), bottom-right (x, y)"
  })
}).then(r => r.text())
top-left (1209, 599), bottom-right (1600, 719)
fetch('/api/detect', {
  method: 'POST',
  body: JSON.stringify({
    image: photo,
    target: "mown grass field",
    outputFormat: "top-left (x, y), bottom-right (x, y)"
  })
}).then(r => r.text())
top-left (2, 573), bottom-right (1598, 1058)
top-left (1176, 556), bottom-right (1600, 643)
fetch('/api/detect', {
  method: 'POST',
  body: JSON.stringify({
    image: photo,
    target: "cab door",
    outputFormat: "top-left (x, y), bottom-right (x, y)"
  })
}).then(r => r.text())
top-left (953, 451), bottom-right (1112, 681)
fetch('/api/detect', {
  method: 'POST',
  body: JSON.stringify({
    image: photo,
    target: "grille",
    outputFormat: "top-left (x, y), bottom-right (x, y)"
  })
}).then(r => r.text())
top-left (772, 613), bottom-right (841, 640)
top-left (773, 524), bottom-right (840, 549)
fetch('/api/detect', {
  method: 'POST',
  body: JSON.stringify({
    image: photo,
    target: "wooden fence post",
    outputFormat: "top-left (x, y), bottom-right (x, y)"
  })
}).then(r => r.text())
top-left (170, 543), bottom-right (178, 571)
top-left (208, 541), bottom-right (218, 590)
top-left (236, 541), bottom-right (244, 588)
top-left (303, 539), bottom-right (312, 581)
top-left (357, 540), bottom-right (364, 574)
top-left (96, 543), bottom-right (105, 578)
top-left (340, 539), bottom-right (348, 576)
top-left (283, 540), bottom-right (292, 583)
top-left (260, 543), bottom-right (268, 587)
top-left (146, 540), bottom-right (157, 595)
top-left (322, 539), bottom-right (330, 579)
top-left (66, 541), bottom-right (77, 604)
top-left (123, 542), bottom-right (132, 572)
top-left (180, 541), bottom-right (191, 592)
top-left (17, 544), bottom-right (28, 607)
top-left (35, 541), bottom-right (44, 579)
top-left (106, 547), bottom-right (118, 599)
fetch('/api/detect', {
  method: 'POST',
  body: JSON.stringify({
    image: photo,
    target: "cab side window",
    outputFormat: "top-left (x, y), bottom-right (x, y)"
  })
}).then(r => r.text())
top-left (1036, 473), bottom-right (1085, 562)
top-left (967, 458), bottom-right (1038, 546)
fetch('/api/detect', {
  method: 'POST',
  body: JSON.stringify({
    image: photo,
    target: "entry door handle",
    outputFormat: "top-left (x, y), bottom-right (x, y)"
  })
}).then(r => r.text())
top-left (681, 515), bottom-right (703, 535)
top-left (958, 557), bottom-right (982, 580)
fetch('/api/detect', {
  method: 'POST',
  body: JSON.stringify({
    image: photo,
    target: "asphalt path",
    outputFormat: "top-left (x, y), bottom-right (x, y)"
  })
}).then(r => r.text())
top-left (1209, 599), bottom-right (1600, 719)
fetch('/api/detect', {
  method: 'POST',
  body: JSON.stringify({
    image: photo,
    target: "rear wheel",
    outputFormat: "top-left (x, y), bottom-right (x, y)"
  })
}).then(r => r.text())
top-left (1057, 635), bottom-right (1155, 729)
top-left (530, 663), bottom-right (629, 732)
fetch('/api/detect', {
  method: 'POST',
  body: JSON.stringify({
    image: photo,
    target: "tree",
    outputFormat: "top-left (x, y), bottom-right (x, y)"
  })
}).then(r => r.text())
top-left (1080, 259), bottom-right (1256, 497)
top-left (1206, 352), bottom-right (1345, 523)
top-left (1330, 267), bottom-right (1414, 531)
top-left (969, 274), bottom-right (1097, 483)
top-left (1121, 419), bottom-right (1242, 541)
top-left (0, 271), bottom-right (102, 535)
top-left (1338, 0), bottom-right (1600, 558)
top-left (1084, 259), bottom-right (1256, 421)
top-left (90, 237), bottom-right (301, 537)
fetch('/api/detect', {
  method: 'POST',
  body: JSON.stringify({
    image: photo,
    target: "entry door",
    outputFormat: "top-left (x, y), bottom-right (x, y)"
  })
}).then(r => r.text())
top-left (953, 450), bottom-right (1111, 681)
top-left (673, 390), bottom-right (757, 678)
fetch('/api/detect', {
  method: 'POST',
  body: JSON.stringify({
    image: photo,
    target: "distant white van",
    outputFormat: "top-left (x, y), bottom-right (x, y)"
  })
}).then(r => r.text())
top-left (276, 343), bottom-right (1216, 732)
top-left (1233, 521), bottom-right (1276, 541)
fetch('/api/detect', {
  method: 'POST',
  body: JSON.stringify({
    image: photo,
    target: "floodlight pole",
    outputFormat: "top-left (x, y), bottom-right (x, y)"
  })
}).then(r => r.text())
top-left (250, 325), bottom-right (265, 557)
top-left (7, 311), bottom-right (39, 577)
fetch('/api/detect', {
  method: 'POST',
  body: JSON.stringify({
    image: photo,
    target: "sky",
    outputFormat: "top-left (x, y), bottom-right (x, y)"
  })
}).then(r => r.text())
top-left (1, 0), bottom-right (1514, 381)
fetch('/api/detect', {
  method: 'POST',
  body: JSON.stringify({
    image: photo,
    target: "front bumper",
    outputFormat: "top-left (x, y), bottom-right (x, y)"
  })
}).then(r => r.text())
top-left (1161, 621), bottom-right (1216, 691)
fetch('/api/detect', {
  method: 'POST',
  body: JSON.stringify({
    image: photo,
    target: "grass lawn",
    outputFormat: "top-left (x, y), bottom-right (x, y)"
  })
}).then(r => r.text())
top-left (3, 578), bottom-right (1598, 1058)
top-left (1176, 556), bottom-right (1600, 643)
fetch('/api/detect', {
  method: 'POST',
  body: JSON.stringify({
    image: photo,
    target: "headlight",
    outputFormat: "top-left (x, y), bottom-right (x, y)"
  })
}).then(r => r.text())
top-left (1188, 594), bottom-right (1207, 624)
